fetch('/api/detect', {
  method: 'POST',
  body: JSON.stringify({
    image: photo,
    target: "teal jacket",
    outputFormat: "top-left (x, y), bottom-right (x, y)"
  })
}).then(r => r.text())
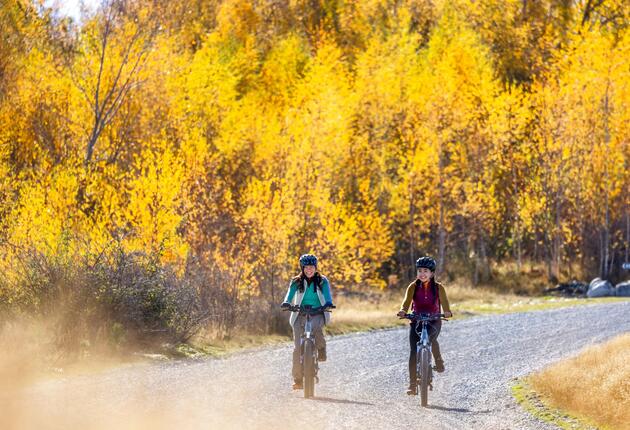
top-left (283, 274), bottom-right (333, 326)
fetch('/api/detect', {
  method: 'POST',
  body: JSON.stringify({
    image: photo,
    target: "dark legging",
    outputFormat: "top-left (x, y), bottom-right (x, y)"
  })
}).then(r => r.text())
top-left (408, 320), bottom-right (442, 384)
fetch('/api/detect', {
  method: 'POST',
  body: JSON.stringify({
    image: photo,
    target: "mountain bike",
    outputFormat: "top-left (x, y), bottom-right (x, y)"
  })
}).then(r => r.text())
top-left (283, 304), bottom-right (334, 398)
top-left (401, 312), bottom-right (447, 406)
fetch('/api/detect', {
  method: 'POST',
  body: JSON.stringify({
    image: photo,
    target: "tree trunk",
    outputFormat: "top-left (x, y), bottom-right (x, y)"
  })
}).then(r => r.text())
top-left (513, 218), bottom-right (522, 273)
top-left (625, 208), bottom-right (629, 266)
top-left (480, 235), bottom-right (489, 282)
top-left (409, 180), bottom-right (416, 273)
top-left (438, 218), bottom-right (446, 276)
top-left (270, 265), bottom-right (276, 304)
top-left (545, 235), bottom-right (554, 282)
top-left (437, 137), bottom-right (446, 275)
top-left (601, 76), bottom-right (612, 279)
top-left (471, 236), bottom-right (479, 286)
top-left (598, 232), bottom-right (605, 279)
top-left (602, 205), bottom-right (610, 279)
top-left (550, 192), bottom-right (562, 282)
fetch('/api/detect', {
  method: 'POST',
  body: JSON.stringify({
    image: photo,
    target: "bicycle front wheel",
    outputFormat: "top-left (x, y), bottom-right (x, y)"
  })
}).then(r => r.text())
top-left (419, 348), bottom-right (430, 406)
top-left (303, 340), bottom-right (316, 398)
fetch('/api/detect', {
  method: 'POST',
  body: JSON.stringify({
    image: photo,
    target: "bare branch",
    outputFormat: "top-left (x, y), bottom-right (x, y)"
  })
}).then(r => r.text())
top-left (82, 0), bottom-right (158, 167)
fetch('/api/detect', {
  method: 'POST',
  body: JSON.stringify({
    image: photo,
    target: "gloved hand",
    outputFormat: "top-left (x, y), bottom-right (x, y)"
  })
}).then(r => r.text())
top-left (397, 310), bottom-right (407, 318)
top-left (323, 302), bottom-right (335, 310)
top-left (281, 302), bottom-right (291, 309)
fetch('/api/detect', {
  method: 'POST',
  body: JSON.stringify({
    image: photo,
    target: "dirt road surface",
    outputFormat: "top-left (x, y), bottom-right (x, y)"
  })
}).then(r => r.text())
top-left (7, 301), bottom-right (629, 430)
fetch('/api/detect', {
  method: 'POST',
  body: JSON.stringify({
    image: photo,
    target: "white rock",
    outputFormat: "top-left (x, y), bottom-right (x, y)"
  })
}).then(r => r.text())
top-left (586, 278), bottom-right (615, 298)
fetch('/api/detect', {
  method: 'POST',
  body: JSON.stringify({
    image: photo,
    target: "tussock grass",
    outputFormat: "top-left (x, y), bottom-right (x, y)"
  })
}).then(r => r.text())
top-left (327, 292), bottom-right (402, 334)
top-left (327, 282), bottom-right (624, 335)
top-left (329, 283), bottom-right (508, 332)
top-left (530, 334), bottom-right (630, 430)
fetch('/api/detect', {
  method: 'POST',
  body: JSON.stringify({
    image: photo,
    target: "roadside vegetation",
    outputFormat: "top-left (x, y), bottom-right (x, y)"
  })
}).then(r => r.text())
top-left (0, 243), bottom-right (627, 373)
top-left (514, 333), bottom-right (630, 430)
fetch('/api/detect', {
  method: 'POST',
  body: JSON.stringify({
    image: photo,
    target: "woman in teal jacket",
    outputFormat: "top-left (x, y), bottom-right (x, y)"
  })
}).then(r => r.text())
top-left (281, 254), bottom-right (334, 390)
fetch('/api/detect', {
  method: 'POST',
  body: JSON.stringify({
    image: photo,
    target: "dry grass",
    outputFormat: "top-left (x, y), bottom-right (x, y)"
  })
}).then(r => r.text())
top-left (327, 281), bottom-right (613, 335)
top-left (530, 333), bottom-right (630, 430)
top-left (190, 283), bottom-right (546, 349)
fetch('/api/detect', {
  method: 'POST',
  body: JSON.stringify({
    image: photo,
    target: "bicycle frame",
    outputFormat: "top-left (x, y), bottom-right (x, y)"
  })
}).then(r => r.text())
top-left (284, 304), bottom-right (334, 398)
top-left (402, 312), bottom-right (446, 406)
top-left (416, 318), bottom-right (433, 388)
top-left (417, 316), bottom-right (436, 357)
top-left (303, 313), bottom-right (314, 342)
top-left (300, 310), bottom-right (318, 377)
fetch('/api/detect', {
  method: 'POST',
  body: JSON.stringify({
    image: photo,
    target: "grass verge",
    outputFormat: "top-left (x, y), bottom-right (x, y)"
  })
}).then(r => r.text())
top-left (520, 333), bottom-right (630, 430)
top-left (512, 378), bottom-right (600, 430)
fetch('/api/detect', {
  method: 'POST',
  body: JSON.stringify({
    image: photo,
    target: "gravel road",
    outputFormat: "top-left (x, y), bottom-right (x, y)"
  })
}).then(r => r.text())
top-left (9, 301), bottom-right (630, 430)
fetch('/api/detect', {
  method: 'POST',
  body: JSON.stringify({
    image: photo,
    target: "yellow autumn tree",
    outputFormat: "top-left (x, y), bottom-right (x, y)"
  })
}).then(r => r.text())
top-left (486, 86), bottom-right (533, 270)
top-left (554, 25), bottom-right (629, 278)
top-left (402, 6), bottom-right (500, 279)
top-left (121, 142), bottom-right (187, 264)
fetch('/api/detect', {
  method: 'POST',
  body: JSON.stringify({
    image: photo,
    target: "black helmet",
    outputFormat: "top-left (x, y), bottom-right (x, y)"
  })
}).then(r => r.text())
top-left (299, 254), bottom-right (318, 268)
top-left (415, 256), bottom-right (436, 271)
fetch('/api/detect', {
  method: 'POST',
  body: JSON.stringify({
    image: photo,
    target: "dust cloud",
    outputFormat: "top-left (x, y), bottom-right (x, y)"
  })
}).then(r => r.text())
top-left (1, 320), bottom-right (293, 430)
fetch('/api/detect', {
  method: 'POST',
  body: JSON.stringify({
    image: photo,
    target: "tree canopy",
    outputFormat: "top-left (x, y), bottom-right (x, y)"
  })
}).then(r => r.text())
top-left (0, 0), bottom-right (628, 304)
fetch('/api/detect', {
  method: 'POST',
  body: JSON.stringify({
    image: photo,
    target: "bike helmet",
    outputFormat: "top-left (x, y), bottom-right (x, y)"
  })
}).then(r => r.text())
top-left (415, 256), bottom-right (437, 271)
top-left (299, 254), bottom-right (318, 268)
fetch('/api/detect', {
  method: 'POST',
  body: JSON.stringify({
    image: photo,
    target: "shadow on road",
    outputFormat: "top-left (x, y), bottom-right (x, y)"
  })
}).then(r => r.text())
top-left (308, 396), bottom-right (374, 406)
top-left (425, 405), bottom-right (492, 414)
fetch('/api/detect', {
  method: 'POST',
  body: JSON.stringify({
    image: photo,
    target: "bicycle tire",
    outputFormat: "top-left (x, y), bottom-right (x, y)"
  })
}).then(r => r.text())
top-left (420, 348), bottom-right (430, 406)
top-left (303, 340), bottom-right (315, 398)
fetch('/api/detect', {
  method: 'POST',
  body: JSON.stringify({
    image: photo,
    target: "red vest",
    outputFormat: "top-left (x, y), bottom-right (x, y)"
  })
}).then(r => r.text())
top-left (412, 281), bottom-right (440, 314)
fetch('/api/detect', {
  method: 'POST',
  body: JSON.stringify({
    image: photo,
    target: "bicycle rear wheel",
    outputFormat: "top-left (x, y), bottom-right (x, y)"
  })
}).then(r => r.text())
top-left (419, 348), bottom-right (430, 406)
top-left (303, 340), bottom-right (315, 398)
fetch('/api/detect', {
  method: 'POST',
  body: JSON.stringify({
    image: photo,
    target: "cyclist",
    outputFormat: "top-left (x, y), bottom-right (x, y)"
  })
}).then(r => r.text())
top-left (397, 256), bottom-right (453, 395)
top-left (281, 254), bottom-right (334, 390)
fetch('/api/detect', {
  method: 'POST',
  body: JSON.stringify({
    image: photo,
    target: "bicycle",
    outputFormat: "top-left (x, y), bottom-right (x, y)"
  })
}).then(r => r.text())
top-left (400, 312), bottom-right (447, 406)
top-left (283, 304), bottom-right (334, 398)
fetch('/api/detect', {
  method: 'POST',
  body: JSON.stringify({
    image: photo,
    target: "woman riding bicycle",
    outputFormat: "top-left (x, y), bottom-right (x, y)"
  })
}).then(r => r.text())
top-left (397, 256), bottom-right (453, 395)
top-left (281, 254), bottom-right (334, 390)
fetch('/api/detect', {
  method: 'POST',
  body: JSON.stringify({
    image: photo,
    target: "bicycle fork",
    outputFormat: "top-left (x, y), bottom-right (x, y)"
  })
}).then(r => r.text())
top-left (418, 326), bottom-right (434, 391)
top-left (301, 320), bottom-right (319, 383)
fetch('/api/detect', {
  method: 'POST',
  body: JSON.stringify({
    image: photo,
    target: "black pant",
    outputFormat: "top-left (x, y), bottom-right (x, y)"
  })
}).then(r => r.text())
top-left (408, 320), bottom-right (442, 384)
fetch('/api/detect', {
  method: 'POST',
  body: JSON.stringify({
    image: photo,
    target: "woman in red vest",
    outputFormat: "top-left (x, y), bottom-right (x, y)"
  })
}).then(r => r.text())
top-left (397, 256), bottom-right (453, 395)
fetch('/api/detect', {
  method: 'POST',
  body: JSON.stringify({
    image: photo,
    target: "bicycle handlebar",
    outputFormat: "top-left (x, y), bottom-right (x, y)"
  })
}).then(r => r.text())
top-left (282, 304), bottom-right (336, 314)
top-left (400, 312), bottom-right (447, 321)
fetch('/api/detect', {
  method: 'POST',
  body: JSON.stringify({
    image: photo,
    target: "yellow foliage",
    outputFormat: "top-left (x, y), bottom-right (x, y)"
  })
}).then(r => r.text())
top-left (258, 34), bottom-right (310, 107)
top-left (0, 0), bottom-right (628, 306)
top-left (8, 166), bottom-right (81, 254)
top-left (123, 144), bottom-right (188, 264)
top-left (179, 34), bottom-right (240, 131)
